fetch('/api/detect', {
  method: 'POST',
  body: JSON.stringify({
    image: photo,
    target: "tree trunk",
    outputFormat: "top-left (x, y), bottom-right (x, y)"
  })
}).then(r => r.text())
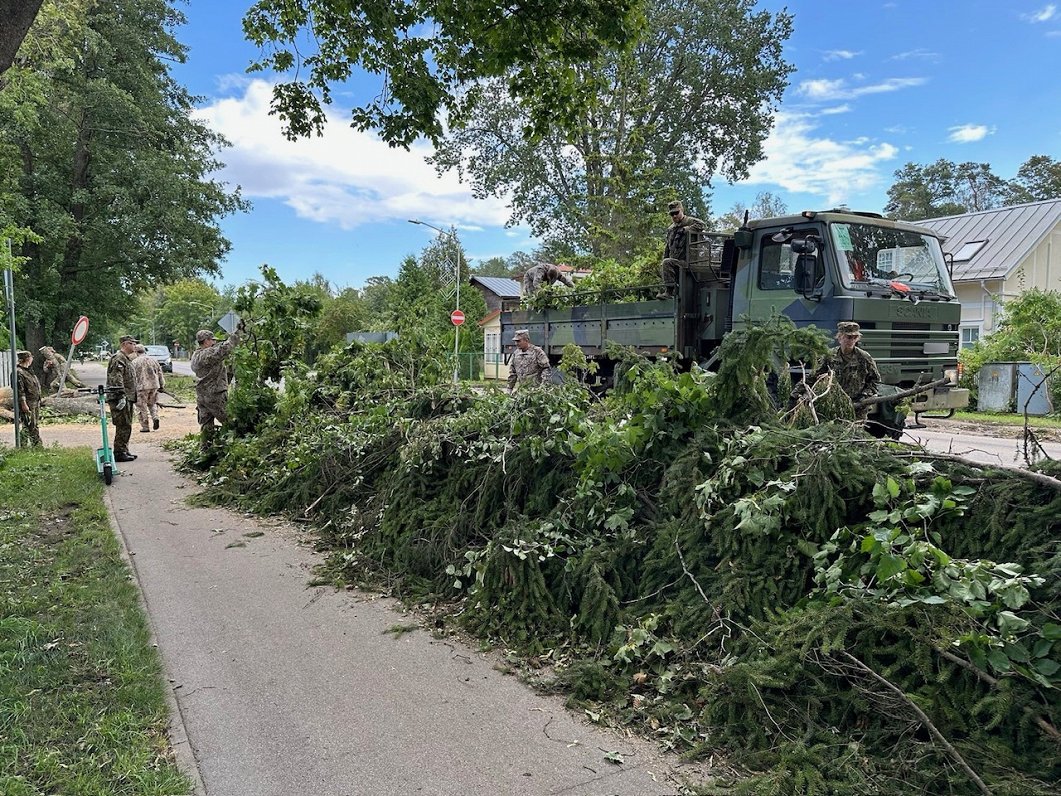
top-left (0, 0), bottom-right (44, 75)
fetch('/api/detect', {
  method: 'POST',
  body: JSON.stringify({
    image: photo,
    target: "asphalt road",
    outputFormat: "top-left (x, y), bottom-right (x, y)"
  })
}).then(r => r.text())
top-left (900, 425), bottom-right (1060, 466)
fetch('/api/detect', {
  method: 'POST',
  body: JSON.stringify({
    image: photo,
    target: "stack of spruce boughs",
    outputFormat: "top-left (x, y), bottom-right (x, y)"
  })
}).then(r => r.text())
top-left (185, 312), bottom-right (1060, 795)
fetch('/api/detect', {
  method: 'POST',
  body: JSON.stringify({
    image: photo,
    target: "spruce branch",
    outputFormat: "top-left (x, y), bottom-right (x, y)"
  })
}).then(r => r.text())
top-left (837, 651), bottom-right (994, 796)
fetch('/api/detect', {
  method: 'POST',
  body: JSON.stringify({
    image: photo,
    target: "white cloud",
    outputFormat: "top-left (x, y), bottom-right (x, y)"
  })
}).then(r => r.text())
top-left (823, 49), bottom-right (861, 61)
top-left (740, 112), bottom-right (899, 204)
top-left (797, 76), bottom-right (926, 102)
top-left (947, 123), bottom-right (994, 143)
top-left (1021, 4), bottom-right (1057, 22)
top-left (193, 79), bottom-right (510, 231)
top-left (821, 104), bottom-right (852, 115)
top-left (890, 48), bottom-right (942, 61)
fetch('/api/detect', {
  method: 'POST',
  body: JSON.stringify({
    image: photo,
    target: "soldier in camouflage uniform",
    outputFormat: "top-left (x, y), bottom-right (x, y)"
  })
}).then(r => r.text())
top-left (131, 344), bottom-right (165, 432)
top-left (106, 336), bottom-right (140, 461)
top-left (190, 325), bottom-right (241, 452)
top-left (16, 350), bottom-right (42, 447)
top-left (38, 345), bottom-right (85, 392)
top-left (817, 321), bottom-right (880, 421)
top-left (658, 200), bottom-right (706, 298)
top-left (522, 262), bottom-right (574, 297)
top-left (507, 329), bottom-right (551, 390)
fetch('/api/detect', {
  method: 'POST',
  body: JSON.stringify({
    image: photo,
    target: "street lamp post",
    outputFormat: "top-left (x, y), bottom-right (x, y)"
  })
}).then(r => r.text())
top-left (409, 219), bottom-right (461, 384)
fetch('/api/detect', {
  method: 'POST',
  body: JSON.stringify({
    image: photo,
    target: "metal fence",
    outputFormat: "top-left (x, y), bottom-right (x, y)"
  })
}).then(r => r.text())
top-left (0, 350), bottom-right (10, 388)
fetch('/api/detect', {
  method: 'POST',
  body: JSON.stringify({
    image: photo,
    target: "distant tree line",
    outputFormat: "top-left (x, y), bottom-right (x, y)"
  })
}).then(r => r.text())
top-left (884, 155), bottom-right (1061, 221)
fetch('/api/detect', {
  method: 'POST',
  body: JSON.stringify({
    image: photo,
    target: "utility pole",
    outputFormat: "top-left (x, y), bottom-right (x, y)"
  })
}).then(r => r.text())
top-left (409, 219), bottom-right (462, 384)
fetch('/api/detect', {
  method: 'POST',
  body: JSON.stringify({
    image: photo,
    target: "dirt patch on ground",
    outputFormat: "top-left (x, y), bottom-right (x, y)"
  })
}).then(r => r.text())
top-left (1, 402), bottom-right (200, 450)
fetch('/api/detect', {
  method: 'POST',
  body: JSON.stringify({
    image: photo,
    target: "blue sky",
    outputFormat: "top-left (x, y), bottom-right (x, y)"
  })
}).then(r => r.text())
top-left (172, 0), bottom-right (1061, 290)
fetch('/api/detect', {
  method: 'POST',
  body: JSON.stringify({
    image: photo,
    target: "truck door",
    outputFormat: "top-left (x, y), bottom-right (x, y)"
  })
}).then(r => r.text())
top-left (735, 225), bottom-right (840, 332)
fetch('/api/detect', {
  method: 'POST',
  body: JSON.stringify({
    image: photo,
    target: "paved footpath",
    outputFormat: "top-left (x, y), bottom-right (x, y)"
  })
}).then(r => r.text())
top-left (101, 438), bottom-right (709, 796)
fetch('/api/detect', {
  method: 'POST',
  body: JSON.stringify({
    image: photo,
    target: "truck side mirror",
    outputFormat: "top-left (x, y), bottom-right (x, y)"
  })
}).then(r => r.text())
top-left (733, 229), bottom-right (754, 249)
top-left (793, 254), bottom-right (822, 298)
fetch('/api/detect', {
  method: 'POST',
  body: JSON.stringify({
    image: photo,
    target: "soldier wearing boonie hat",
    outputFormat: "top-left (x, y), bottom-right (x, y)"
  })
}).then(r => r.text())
top-left (816, 321), bottom-right (880, 421)
top-left (507, 329), bottom-right (551, 391)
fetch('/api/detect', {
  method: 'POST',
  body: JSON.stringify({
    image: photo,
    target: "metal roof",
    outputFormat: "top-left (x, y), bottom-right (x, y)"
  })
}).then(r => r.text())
top-left (469, 276), bottom-right (521, 298)
top-left (918, 199), bottom-right (1061, 283)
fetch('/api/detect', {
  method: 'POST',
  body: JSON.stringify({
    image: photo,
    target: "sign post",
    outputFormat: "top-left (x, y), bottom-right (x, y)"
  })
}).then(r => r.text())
top-left (59, 315), bottom-right (90, 393)
top-left (3, 243), bottom-right (19, 447)
top-left (451, 308), bottom-right (465, 383)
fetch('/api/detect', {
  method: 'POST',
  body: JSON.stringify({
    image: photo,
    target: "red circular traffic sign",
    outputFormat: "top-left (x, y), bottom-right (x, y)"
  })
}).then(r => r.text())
top-left (450, 310), bottom-right (465, 326)
top-left (71, 315), bottom-right (90, 345)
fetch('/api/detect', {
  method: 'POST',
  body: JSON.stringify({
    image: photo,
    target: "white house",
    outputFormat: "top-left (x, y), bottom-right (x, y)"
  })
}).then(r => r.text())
top-left (919, 199), bottom-right (1061, 349)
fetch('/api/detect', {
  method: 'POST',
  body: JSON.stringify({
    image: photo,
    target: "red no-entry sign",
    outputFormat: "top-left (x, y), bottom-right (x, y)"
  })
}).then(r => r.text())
top-left (450, 309), bottom-right (465, 326)
top-left (71, 315), bottom-right (90, 345)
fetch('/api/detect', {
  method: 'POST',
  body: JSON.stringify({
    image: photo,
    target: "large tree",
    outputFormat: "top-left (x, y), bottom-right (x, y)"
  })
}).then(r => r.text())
top-left (431, 0), bottom-right (792, 258)
top-left (884, 160), bottom-right (1009, 221)
top-left (0, 0), bottom-right (44, 75)
top-left (1007, 155), bottom-right (1061, 204)
top-left (242, 0), bottom-right (645, 147)
top-left (2, 0), bottom-right (247, 351)
top-left (884, 155), bottom-right (1061, 221)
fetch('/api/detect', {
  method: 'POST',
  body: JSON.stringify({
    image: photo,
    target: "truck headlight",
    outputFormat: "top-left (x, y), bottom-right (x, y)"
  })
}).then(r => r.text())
top-left (944, 367), bottom-right (959, 385)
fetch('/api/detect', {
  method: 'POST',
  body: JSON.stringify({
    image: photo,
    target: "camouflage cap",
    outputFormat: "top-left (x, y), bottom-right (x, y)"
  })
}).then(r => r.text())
top-left (37, 345), bottom-right (51, 354)
top-left (667, 200), bottom-right (683, 213)
top-left (837, 321), bottom-right (861, 336)
top-left (119, 335), bottom-right (139, 344)
top-left (195, 329), bottom-right (215, 344)
top-left (135, 344), bottom-right (146, 354)
top-left (512, 329), bottom-right (530, 341)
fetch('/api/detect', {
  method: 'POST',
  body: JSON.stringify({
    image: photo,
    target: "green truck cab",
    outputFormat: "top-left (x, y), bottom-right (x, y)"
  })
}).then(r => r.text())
top-left (501, 210), bottom-right (969, 416)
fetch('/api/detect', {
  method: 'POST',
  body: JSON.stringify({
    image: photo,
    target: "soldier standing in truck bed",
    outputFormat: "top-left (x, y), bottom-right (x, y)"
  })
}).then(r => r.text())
top-left (658, 200), bottom-right (706, 298)
top-left (522, 262), bottom-right (574, 297)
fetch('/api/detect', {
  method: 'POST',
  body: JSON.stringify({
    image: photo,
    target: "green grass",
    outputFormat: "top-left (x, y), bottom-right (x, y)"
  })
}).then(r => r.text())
top-left (952, 410), bottom-right (1061, 429)
top-left (0, 447), bottom-right (189, 796)
top-left (161, 373), bottom-right (196, 403)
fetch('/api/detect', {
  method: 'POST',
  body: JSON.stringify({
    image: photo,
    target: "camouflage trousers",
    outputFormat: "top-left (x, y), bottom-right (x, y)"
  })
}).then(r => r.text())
top-left (19, 406), bottom-right (41, 447)
top-left (659, 258), bottom-right (683, 292)
top-left (108, 401), bottom-right (133, 455)
top-left (522, 271), bottom-right (544, 296)
top-left (196, 391), bottom-right (228, 450)
top-left (136, 388), bottom-right (159, 430)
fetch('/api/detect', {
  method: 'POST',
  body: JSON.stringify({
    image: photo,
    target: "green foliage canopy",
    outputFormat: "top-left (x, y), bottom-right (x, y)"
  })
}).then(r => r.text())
top-left (1, 0), bottom-right (247, 351)
top-left (431, 0), bottom-right (793, 257)
top-left (242, 0), bottom-right (646, 147)
top-left (885, 155), bottom-right (1061, 221)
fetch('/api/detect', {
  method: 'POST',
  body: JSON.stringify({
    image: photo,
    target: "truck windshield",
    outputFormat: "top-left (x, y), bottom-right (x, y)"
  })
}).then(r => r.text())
top-left (830, 222), bottom-right (954, 296)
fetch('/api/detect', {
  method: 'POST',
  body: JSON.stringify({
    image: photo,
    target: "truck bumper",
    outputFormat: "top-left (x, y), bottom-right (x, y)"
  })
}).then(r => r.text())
top-left (911, 387), bottom-right (970, 412)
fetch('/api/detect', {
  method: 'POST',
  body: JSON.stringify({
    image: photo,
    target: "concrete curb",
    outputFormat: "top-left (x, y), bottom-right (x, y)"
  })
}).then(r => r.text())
top-left (104, 485), bottom-right (207, 796)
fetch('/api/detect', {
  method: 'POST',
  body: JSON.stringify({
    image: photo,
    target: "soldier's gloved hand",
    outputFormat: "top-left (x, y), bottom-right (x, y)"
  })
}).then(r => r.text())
top-left (116, 397), bottom-right (127, 411)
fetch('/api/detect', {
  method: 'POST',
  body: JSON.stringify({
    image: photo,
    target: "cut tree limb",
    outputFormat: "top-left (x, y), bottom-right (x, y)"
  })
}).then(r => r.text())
top-left (854, 378), bottom-right (950, 409)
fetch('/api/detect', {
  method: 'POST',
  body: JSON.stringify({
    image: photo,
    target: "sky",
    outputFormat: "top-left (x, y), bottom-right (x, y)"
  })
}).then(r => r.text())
top-left (171, 0), bottom-right (1061, 290)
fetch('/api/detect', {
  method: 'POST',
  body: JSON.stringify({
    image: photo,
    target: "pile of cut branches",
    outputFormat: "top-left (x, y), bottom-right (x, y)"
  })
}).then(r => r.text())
top-left (181, 314), bottom-right (1060, 795)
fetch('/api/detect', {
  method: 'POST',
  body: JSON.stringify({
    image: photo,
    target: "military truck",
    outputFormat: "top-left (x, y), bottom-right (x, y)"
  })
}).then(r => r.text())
top-left (501, 209), bottom-right (969, 419)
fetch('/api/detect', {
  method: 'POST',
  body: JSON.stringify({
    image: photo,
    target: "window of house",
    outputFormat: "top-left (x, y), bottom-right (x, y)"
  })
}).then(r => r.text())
top-left (952, 240), bottom-right (988, 262)
top-left (960, 326), bottom-right (981, 349)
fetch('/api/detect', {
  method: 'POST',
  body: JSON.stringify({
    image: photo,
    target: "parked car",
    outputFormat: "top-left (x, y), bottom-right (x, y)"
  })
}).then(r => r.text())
top-left (144, 344), bottom-right (173, 372)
